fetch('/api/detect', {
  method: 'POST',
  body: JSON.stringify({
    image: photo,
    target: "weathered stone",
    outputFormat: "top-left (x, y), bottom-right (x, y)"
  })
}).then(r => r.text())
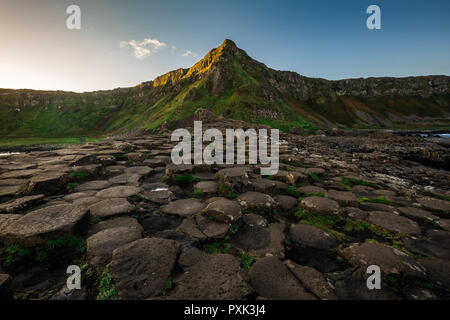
top-left (86, 226), bottom-right (141, 269)
top-left (168, 253), bottom-right (252, 300)
top-left (0, 185), bottom-right (21, 198)
top-left (193, 181), bottom-right (218, 194)
top-left (95, 186), bottom-right (141, 198)
top-left (89, 198), bottom-right (134, 218)
top-left (124, 166), bottom-right (153, 176)
top-left (327, 190), bottom-right (359, 207)
top-left (162, 199), bottom-right (205, 217)
top-left (339, 242), bottom-right (427, 278)
top-left (249, 256), bottom-right (316, 300)
top-left (286, 171), bottom-right (306, 185)
top-left (237, 192), bottom-right (276, 213)
top-left (288, 223), bottom-right (339, 249)
top-left (88, 217), bottom-right (143, 237)
top-left (110, 238), bottom-right (180, 299)
top-left (75, 180), bottom-right (111, 192)
top-left (178, 215), bottom-right (229, 240)
top-left (276, 195), bottom-right (298, 210)
top-left (202, 198), bottom-right (242, 223)
top-left (0, 194), bottom-right (44, 213)
top-left (140, 189), bottom-right (175, 204)
top-left (403, 229), bottom-right (450, 260)
top-left (416, 197), bottom-right (450, 214)
top-left (231, 223), bottom-right (285, 258)
top-left (0, 204), bottom-right (90, 246)
top-left (330, 267), bottom-right (401, 300)
top-left (108, 173), bottom-right (141, 185)
top-left (418, 258), bottom-right (450, 288)
top-left (367, 211), bottom-right (421, 236)
top-left (285, 261), bottom-right (337, 300)
top-left (397, 207), bottom-right (439, 222)
top-left (298, 185), bottom-right (327, 196)
top-left (216, 167), bottom-right (252, 193)
top-left (300, 197), bottom-right (340, 215)
top-left (242, 213), bottom-right (267, 227)
top-left (253, 178), bottom-right (287, 194)
top-left (0, 274), bottom-right (13, 300)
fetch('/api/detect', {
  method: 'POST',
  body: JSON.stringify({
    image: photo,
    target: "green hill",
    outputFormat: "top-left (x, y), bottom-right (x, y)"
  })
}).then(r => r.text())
top-left (1, 39), bottom-right (449, 139)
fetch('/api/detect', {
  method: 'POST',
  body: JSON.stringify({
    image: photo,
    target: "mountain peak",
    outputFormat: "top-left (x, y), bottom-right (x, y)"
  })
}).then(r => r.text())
top-left (221, 39), bottom-right (237, 49)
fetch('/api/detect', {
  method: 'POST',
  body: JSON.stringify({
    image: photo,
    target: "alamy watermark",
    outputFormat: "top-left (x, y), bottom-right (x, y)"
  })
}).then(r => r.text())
top-left (171, 121), bottom-right (280, 175)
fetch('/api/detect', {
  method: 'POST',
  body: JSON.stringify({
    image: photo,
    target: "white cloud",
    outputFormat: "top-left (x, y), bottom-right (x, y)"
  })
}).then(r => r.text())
top-left (120, 37), bottom-right (167, 60)
top-left (182, 50), bottom-right (197, 57)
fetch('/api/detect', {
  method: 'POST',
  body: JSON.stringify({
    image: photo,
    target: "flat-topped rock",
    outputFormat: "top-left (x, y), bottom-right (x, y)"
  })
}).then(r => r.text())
top-left (0, 214), bottom-right (22, 233)
top-left (275, 195), bottom-right (298, 210)
top-left (167, 253), bottom-right (252, 300)
top-left (300, 197), bottom-right (340, 215)
top-left (230, 223), bottom-right (285, 258)
top-left (298, 185), bottom-right (327, 196)
top-left (0, 204), bottom-right (90, 246)
top-left (403, 229), bottom-right (450, 260)
top-left (339, 242), bottom-right (426, 278)
top-left (367, 211), bottom-right (421, 236)
top-left (95, 186), bottom-right (141, 198)
top-left (397, 207), bottom-right (439, 222)
top-left (285, 261), bottom-right (337, 300)
top-left (237, 192), bottom-right (276, 213)
top-left (202, 198), bottom-right (242, 223)
top-left (0, 194), bottom-right (44, 213)
top-left (416, 197), bottom-right (450, 214)
top-left (0, 185), bottom-right (21, 198)
top-left (327, 190), bottom-right (359, 207)
top-left (86, 226), bottom-right (142, 269)
top-left (88, 217), bottom-right (143, 237)
top-left (178, 215), bottom-right (229, 240)
top-left (193, 181), bottom-right (218, 194)
top-left (89, 198), bottom-right (134, 218)
top-left (161, 199), bottom-right (205, 217)
top-left (124, 166), bottom-right (153, 176)
top-left (288, 223), bottom-right (339, 249)
top-left (108, 173), bottom-right (141, 185)
top-left (252, 178), bottom-right (287, 194)
top-left (110, 238), bottom-right (180, 299)
top-left (24, 171), bottom-right (68, 196)
top-left (140, 189), bottom-right (175, 204)
top-left (249, 256), bottom-right (316, 300)
top-left (75, 180), bottom-right (111, 192)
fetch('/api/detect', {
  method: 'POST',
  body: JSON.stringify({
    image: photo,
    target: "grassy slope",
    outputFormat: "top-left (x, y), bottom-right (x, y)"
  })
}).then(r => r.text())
top-left (0, 41), bottom-right (449, 143)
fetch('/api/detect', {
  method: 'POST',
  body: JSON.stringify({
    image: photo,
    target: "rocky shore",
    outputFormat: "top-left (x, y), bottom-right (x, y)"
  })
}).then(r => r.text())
top-left (0, 117), bottom-right (449, 300)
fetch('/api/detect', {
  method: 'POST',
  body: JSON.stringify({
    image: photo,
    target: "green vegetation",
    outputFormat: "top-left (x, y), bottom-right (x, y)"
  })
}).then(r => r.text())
top-left (193, 189), bottom-right (204, 198)
top-left (218, 182), bottom-right (238, 199)
top-left (358, 196), bottom-right (393, 205)
top-left (1, 237), bottom-right (86, 273)
top-left (286, 186), bottom-right (302, 198)
top-left (202, 241), bottom-right (229, 254)
top-left (342, 178), bottom-right (377, 189)
top-left (97, 269), bottom-right (118, 300)
top-left (294, 206), bottom-right (398, 241)
top-left (238, 252), bottom-right (255, 270)
top-left (306, 172), bottom-right (320, 182)
top-left (68, 170), bottom-right (89, 180)
top-left (0, 137), bottom-right (101, 147)
top-left (169, 174), bottom-right (200, 185)
top-left (162, 277), bottom-right (173, 296)
top-left (66, 182), bottom-right (79, 193)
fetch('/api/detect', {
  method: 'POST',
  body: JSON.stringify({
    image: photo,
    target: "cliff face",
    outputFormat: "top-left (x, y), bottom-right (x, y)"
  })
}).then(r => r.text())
top-left (1, 39), bottom-right (449, 137)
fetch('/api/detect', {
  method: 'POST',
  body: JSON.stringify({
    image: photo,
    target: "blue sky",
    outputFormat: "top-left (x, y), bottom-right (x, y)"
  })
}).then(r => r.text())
top-left (0, 0), bottom-right (449, 92)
